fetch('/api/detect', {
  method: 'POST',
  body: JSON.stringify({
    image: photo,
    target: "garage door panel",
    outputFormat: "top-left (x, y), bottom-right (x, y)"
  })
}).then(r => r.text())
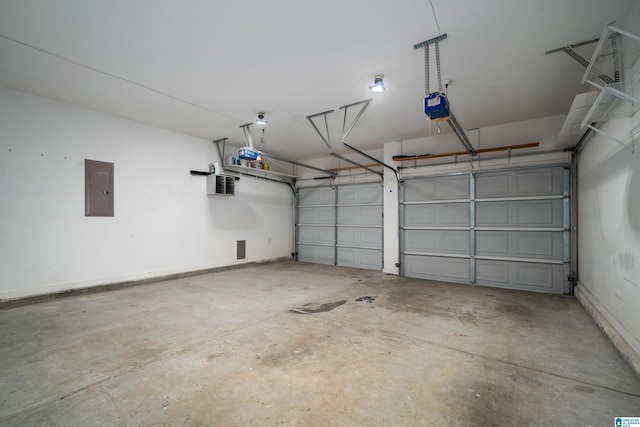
top-left (476, 260), bottom-right (509, 283)
top-left (476, 231), bottom-right (563, 260)
top-left (298, 187), bottom-right (336, 206)
top-left (475, 259), bottom-right (564, 294)
top-left (298, 206), bottom-right (335, 224)
top-left (298, 183), bottom-right (383, 271)
top-left (338, 185), bottom-right (382, 204)
top-left (401, 166), bottom-right (570, 295)
top-left (337, 206), bottom-right (382, 226)
top-left (298, 245), bottom-right (335, 265)
top-left (476, 168), bottom-right (564, 198)
top-left (442, 204), bottom-right (469, 225)
top-left (476, 200), bottom-right (563, 227)
top-left (476, 174), bottom-right (509, 198)
top-left (298, 226), bottom-right (335, 245)
top-left (337, 248), bottom-right (382, 270)
top-left (298, 206), bottom-right (335, 225)
top-left (404, 255), bottom-right (469, 283)
top-left (404, 175), bottom-right (469, 201)
top-left (515, 170), bottom-right (558, 195)
top-left (405, 204), bottom-right (437, 226)
top-left (404, 230), bottom-right (469, 255)
top-left (405, 203), bottom-right (469, 227)
top-left (337, 227), bottom-right (382, 248)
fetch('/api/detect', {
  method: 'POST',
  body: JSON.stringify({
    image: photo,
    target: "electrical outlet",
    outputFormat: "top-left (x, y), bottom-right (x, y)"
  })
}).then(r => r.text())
top-left (268, 237), bottom-right (272, 244)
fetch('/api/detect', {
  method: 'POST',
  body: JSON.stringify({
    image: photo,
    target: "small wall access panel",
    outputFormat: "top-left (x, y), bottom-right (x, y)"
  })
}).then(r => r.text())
top-left (85, 159), bottom-right (114, 217)
top-left (237, 240), bottom-right (246, 260)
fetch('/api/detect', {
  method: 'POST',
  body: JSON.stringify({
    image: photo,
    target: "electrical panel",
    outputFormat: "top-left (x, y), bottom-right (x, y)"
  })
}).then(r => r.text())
top-left (85, 159), bottom-right (114, 216)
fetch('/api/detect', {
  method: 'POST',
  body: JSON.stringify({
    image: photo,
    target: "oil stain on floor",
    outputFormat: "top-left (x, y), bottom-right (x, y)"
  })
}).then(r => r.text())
top-left (289, 300), bottom-right (347, 314)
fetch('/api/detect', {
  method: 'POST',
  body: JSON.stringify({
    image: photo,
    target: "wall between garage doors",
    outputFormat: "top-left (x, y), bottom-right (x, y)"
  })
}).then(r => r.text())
top-left (0, 87), bottom-right (293, 300)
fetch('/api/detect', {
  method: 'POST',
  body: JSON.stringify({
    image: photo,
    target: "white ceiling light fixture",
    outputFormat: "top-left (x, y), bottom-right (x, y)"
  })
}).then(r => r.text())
top-left (255, 112), bottom-right (268, 125)
top-left (368, 74), bottom-right (385, 93)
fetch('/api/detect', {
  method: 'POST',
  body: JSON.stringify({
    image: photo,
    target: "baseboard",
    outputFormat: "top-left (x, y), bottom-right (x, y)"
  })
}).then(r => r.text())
top-left (0, 256), bottom-right (292, 310)
top-left (575, 284), bottom-right (640, 379)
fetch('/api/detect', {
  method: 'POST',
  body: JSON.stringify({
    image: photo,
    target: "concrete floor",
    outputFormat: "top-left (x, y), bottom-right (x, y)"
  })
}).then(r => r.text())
top-left (1, 262), bottom-right (639, 426)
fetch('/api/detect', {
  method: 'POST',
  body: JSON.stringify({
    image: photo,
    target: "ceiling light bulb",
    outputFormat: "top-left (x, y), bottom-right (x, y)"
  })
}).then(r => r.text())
top-left (369, 74), bottom-right (385, 92)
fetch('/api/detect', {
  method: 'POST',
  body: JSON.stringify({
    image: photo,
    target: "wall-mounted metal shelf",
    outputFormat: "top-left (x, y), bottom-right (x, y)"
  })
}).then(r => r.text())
top-left (580, 23), bottom-right (640, 153)
top-left (212, 138), bottom-right (334, 184)
top-left (224, 164), bottom-right (296, 181)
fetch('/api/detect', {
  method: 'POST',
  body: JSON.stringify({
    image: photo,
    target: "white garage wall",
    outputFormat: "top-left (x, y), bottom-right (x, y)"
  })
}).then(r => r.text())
top-left (0, 87), bottom-right (293, 300)
top-left (574, 5), bottom-right (640, 372)
top-left (576, 114), bottom-right (640, 364)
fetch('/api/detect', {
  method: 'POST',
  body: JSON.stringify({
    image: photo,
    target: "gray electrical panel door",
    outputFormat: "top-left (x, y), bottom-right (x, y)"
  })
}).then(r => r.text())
top-left (401, 166), bottom-right (570, 294)
top-left (296, 183), bottom-right (383, 270)
top-left (85, 159), bottom-right (114, 217)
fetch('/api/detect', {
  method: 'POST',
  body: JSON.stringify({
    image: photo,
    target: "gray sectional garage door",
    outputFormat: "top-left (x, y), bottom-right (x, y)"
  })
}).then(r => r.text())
top-left (401, 166), bottom-right (570, 294)
top-left (297, 183), bottom-right (383, 270)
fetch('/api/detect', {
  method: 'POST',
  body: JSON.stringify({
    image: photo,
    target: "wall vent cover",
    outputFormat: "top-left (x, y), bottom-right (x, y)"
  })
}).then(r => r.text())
top-left (237, 240), bottom-right (246, 260)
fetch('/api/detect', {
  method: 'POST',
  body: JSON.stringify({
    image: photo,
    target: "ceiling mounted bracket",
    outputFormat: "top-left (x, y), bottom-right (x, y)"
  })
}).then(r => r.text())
top-left (213, 137), bottom-right (229, 169)
top-left (338, 98), bottom-right (398, 179)
top-left (414, 33), bottom-right (448, 95)
top-left (545, 36), bottom-right (619, 85)
top-left (340, 99), bottom-right (372, 142)
top-left (307, 109), bottom-right (335, 150)
top-left (307, 102), bottom-right (383, 178)
top-left (240, 123), bottom-right (256, 150)
top-left (414, 34), bottom-right (476, 156)
top-left (579, 23), bottom-right (640, 153)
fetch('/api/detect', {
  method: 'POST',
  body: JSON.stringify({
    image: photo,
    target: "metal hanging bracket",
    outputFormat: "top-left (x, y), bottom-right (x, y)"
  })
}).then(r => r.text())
top-left (307, 102), bottom-right (383, 178)
top-left (340, 99), bottom-right (372, 142)
top-left (239, 123), bottom-right (255, 149)
top-left (545, 36), bottom-right (619, 85)
top-left (579, 23), bottom-right (640, 153)
top-left (414, 33), bottom-right (476, 156)
top-left (337, 98), bottom-right (399, 179)
top-left (306, 109), bottom-right (334, 150)
top-left (414, 33), bottom-right (448, 95)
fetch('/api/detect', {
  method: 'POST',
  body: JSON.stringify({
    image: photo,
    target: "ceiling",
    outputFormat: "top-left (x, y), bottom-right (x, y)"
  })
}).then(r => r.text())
top-left (0, 0), bottom-right (634, 161)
